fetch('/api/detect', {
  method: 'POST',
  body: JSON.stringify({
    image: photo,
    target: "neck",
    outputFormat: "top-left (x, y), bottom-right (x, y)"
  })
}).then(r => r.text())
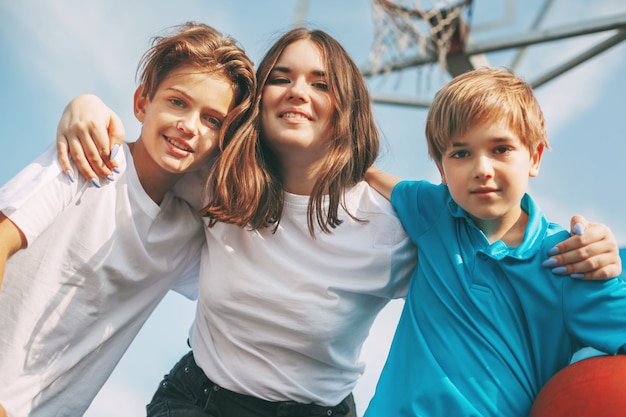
top-left (474, 208), bottom-right (528, 246)
top-left (128, 141), bottom-right (180, 205)
top-left (279, 158), bottom-right (323, 197)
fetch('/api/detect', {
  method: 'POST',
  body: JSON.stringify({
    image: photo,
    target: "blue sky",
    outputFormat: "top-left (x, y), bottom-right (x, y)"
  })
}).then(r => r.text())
top-left (1, 1), bottom-right (624, 415)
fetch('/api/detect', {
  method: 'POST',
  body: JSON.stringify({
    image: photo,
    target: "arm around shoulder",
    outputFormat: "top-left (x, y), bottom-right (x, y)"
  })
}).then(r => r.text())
top-left (0, 213), bottom-right (27, 289)
top-left (544, 215), bottom-right (622, 280)
top-left (365, 166), bottom-right (403, 201)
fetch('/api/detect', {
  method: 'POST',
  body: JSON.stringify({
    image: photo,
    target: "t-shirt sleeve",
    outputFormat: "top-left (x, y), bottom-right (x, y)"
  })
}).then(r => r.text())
top-left (0, 145), bottom-right (83, 244)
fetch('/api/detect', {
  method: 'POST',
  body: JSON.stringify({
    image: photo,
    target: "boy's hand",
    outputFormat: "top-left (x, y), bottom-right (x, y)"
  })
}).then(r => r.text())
top-left (56, 94), bottom-right (125, 185)
top-left (543, 215), bottom-right (622, 280)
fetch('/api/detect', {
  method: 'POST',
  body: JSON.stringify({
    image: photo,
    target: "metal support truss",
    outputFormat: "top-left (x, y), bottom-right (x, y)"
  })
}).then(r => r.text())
top-left (366, 12), bottom-right (626, 107)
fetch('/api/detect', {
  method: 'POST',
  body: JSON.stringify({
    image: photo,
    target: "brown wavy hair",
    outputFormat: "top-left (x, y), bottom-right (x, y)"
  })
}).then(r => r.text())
top-left (203, 28), bottom-right (379, 236)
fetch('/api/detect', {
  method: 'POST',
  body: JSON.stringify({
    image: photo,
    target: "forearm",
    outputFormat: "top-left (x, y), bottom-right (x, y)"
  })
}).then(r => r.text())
top-left (365, 166), bottom-right (402, 201)
top-left (0, 213), bottom-right (27, 289)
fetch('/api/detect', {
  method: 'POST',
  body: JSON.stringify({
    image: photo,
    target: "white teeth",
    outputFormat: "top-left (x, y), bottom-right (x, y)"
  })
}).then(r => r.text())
top-left (282, 112), bottom-right (308, 120)
top-left (166, 137), bottom-right (193, 152)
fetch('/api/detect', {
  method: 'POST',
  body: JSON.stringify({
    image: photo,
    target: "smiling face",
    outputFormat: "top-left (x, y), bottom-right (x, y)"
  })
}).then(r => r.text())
top-left (134, 65), bottom-right (235, 175)
top-left (260, 39), bottom-right (334, 170)
top-left (437, 119), bottom-right (544, 231)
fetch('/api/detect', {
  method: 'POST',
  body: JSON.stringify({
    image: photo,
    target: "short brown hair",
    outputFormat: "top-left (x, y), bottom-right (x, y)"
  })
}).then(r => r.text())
top-left (136, 22), bottom-right (256, 154)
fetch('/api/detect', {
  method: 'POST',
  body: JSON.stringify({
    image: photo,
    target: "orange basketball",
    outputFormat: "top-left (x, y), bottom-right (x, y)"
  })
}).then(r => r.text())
top-left (529, 355), bottom-right (626, 417)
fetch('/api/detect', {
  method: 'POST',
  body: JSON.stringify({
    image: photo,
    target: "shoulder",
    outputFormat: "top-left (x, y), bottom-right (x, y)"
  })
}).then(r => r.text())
top-left (171, 164), bottom-right (211, 210)
top-left (390, 180), bottom-right (449, 224)
top-left (392, 180), bottom-right (447, 202)
top-left (347, 181), bottom-right (398, 219)
top-left (0, 145), bottom-right (79, 243)
top-left (536, 219), bottom-right (571, 255)
top-left (0, 144), bottom-right (133, 244)
top-left (344, 181), bottom-right (410, 245)
top-left (0, 145), bottom-right (64, 208)
top-left (516, 194), bottom-right (571, 254)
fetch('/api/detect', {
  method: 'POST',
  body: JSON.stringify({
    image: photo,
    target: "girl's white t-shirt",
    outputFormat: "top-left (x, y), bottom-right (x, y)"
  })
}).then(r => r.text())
top-left (190, 181), bottom-right (417, 406)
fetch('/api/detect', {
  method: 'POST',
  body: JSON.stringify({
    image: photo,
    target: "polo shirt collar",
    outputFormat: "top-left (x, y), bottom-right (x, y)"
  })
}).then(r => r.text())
top-left (447, 193), bottom-right (549, 260)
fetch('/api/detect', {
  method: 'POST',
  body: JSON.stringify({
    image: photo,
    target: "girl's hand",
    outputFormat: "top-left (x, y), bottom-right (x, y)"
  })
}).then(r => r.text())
top-left (56, 94), bottom-right (125, 185)
top-left (544, 215), bottom-right (622, 280)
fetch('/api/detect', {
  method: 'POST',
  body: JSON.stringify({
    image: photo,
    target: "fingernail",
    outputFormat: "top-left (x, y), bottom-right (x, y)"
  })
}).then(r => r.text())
top-left (112, 167), bottom-right (121, 174)
top-left (110, 144), bottom-right (120, 160)
top-left (573, 223), bottom-right (585, 236)
top-left (65, 170), bottom-right (75, 183)
top-left (552, 266), bottom-right (567, 275)
top-left (548, 246), bottom-right (560, 256)
top-left (105, 175), bottom-right (115, 182)
top-left (542, 258), bottom-right (558, 267)
top-left (90, 178), bottom-right (101, 188)
top-left (570, 273), bottom-right (584, 279)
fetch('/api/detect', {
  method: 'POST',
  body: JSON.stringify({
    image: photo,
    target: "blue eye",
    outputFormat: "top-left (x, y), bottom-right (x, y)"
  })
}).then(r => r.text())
top-left (204, 115), bottom-right (222, 129)
top-left (170, 98), bottom-right (185, 107)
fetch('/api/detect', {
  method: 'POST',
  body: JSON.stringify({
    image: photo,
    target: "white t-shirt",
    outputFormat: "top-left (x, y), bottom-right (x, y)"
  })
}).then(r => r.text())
top-left (0, 144), bottom-right (204, 417)
top-left (190, 182), bottom-right (417, 406)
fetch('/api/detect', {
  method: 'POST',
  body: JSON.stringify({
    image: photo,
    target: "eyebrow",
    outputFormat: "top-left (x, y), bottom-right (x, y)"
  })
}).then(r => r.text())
top-left (450, 137), bottom-right (510, 147)
top-left (165, 87), bottom-right (228, 118)
top-left (271, 66), bottom-right (327, 77)
top-left (166, 87), bottom-right (192, 100)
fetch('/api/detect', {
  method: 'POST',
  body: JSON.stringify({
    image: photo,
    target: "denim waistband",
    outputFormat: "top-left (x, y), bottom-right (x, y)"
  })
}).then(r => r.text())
top-left (179, 351), bottom-right (354, 416)
top-left (214, 382), bottom-right (353, 416)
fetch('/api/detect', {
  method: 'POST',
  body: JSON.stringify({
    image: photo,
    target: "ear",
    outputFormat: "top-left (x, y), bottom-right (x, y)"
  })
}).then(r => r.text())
top-left (436, 161), bottom-right (447, 184)
top-left (529, 144), bottom-right (544, 177)
top-left (133, 86), bottom-right (148, 123)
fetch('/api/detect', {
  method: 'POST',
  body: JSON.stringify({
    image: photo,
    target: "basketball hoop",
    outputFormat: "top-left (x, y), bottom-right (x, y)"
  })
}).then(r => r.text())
top-left (367, 0), bottom-right (473, 76)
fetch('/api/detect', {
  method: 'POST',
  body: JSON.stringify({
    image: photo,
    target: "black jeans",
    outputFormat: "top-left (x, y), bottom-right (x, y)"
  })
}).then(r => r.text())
top-left (146, 351), bottom-right (357, 417)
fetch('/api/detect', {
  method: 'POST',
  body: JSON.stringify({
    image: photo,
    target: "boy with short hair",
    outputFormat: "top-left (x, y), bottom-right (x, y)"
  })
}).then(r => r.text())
top-left (0, 22), bottom-right (255, 416)
top-left (364, 67), bottom-right (626, 417)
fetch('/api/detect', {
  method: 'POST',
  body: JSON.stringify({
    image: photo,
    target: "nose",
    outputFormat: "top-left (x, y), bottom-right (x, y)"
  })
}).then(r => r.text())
top-left (287, 77), bottom-right (309, 102)
top-left (176, 112), bottom-right (201, 136)
top-left (474, 155), bottom-right (494, 179)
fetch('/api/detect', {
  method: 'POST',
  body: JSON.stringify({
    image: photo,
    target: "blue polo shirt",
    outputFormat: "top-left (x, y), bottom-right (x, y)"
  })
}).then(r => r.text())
top-left (364, 180), bottom-right (626, 417)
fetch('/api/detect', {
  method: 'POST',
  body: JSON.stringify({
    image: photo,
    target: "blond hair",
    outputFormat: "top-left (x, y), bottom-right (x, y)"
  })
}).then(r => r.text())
top-left (426, 67), bottom-right (549, 163)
